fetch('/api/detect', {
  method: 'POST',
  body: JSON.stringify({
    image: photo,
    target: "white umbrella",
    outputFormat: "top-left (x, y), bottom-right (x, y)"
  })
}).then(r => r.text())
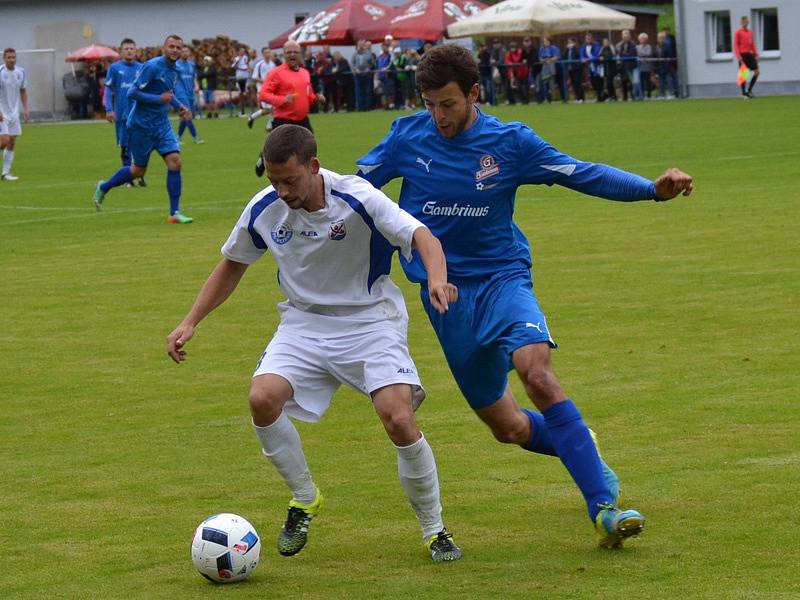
top-left (446, 0), bottom-right (635, 38)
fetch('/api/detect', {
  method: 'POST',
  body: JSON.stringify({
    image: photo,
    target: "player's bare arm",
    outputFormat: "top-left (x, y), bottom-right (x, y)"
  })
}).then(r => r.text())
top-left (20, 88), bottom-right (29, 121)
top-left (654, 167), bottom-right (693, 200)
top-left (412, 226), bottom-right (458, 314)
top-left (167, 258), bottom-right (249, 363)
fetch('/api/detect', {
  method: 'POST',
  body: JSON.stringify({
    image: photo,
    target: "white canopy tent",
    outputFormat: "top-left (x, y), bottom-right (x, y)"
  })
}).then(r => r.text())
top-left (446, 0), bottom-right (635, 38)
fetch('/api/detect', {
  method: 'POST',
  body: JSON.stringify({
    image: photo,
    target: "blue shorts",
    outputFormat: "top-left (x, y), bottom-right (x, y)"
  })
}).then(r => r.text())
top-left (420, 269), bottom-right (556, 410)
top-left (114, 121), bottom-right (129, 148)
top-left (127, 123), bottom-right (179, 167)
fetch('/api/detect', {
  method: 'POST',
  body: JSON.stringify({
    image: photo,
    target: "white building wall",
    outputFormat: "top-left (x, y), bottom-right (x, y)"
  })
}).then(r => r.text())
top-left (676, 0), bottom-right (800, 97)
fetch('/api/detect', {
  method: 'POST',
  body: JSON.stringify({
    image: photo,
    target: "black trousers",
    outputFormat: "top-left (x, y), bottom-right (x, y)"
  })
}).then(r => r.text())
top-left (272, 117), bottom-right (313, 133)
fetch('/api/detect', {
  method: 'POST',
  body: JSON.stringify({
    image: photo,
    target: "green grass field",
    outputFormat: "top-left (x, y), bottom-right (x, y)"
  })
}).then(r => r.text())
top-left (2, 97), bottom-right (799, 599)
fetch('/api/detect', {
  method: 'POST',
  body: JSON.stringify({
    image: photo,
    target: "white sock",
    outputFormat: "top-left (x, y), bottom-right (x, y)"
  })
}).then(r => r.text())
top-left (395, 433), bottom-right (444, 539)
top-left (2, 149), bottom-right (13, 175)
top-left (249, 109), bottom-right (262, 119)
top-left (253, 412), bottom-right (317, 504)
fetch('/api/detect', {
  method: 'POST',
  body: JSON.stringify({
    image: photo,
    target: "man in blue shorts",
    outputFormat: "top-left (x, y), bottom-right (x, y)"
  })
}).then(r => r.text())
top-left (103, 38), bottom-right (145, 187)
top-left (175, 45), bottom-right (203, 145)
top-left (357, 44), bottom-right (693, 548)
top-left (93, 34), bottom-right (194, 224)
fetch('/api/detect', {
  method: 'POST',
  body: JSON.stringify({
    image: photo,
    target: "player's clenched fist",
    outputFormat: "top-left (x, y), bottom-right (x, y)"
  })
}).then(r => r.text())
top-left (654, 168), bottom-right (694, 201)
top-left (167, 323), bottom-right (196, 363)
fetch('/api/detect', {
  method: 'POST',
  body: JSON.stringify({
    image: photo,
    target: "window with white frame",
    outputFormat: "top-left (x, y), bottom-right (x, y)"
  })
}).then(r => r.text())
top-left (706, 11), bottom-right (732, 60)
top-left (753, 8), bottom-right (780, 57)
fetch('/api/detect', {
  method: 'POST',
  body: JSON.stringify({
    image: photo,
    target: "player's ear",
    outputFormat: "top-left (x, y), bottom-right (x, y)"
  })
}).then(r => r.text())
top-left (309, 157), bottom-right (321, 174)
top-left (467, 83), bottom-right (480, 104)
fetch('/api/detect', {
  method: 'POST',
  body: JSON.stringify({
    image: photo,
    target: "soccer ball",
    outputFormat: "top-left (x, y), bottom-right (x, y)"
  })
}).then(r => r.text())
top-left (191, 513), bottom-right (261, 583)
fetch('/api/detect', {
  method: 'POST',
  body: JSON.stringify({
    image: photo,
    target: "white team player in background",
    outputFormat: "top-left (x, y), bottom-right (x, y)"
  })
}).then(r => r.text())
top-left (247, 46), bottom-right (277, 131)
top-left (0, 48), bottom-right (29, 181)
top-left (167, 124), bottom-right (463, 563)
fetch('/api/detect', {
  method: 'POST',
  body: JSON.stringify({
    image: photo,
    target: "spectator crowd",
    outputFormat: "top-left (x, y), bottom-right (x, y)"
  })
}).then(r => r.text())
top-left (62, 28), bottom-right (681, 119)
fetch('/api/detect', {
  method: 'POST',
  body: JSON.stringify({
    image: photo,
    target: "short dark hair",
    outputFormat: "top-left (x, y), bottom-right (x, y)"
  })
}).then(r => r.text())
top-left (3, 48), bottom-right (15, 57)
top-left (120, 38), bottom-right (135, 47)
top-left (416, 44), bottom-right (479, 97)
top-left (263, 125), bottom-right (317, 166)
top-left (164, 34), bottom-right (183, 44)
top-left (261, 46), bottom-right (269, 53)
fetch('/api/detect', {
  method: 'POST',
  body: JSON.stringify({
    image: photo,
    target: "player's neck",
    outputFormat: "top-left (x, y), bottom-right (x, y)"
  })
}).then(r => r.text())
top-left (465, 105), bottom-right (479, 131)
top-left (304, 174), bottom-right (326, 212)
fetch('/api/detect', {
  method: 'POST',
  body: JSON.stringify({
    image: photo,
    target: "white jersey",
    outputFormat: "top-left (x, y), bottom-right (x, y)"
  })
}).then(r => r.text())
top-left (251, 59), bottom-right (277, 84)
top-left (0, 65), bottom-right (26, 117)
top-left (231, 55), bottom-right (250, 80)
top-left (222, 168), bottom-right (424, 337)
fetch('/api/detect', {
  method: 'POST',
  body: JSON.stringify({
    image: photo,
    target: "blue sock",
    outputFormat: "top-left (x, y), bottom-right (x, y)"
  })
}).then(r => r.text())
top-left (100, 166), bottom-right (134, 193)
top-left (543, 399), bottom-right (612, 520)
top-left (166, 169), bottom-right (181, 215)
top-left (178, 121), bottom-right (186, 138)
top-left (522, 409), bottom-right (557, 456)
top-left (187, 120), bottom-right (197, 138)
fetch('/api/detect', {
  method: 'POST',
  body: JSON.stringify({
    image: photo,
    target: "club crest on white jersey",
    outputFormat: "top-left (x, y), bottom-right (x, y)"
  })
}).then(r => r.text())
top-left (329, 219), bottom-right (346, 240)
top-left (271, 222), bottom-right (293, 244)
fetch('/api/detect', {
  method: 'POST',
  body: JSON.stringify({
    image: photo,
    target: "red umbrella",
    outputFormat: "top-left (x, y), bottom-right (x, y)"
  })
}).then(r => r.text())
top-left (65, 44), bottom-right (120, 62)
top-left (268, 0), bottom-right (395, 48)
top-left (358, 0), bottom-right (488, 42)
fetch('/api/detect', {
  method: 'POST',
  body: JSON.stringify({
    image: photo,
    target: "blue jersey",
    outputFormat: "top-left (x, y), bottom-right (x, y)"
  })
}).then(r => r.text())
top-left (126, 56), bottom-right (180, 129)
top-left (103, 59), bottom-right (141, 118)
top-left (175, 59), bottom-right (196, 103)
top-left (357, 109), bottom-right (657, 283)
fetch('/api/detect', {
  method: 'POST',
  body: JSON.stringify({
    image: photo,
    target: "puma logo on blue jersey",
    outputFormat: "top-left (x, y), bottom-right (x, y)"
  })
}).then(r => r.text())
top-left (416, 157), bottom-right (432, 173)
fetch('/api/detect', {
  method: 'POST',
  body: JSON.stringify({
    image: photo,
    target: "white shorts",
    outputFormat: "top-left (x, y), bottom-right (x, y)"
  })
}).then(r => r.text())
top-left (253, 325), bottom-right (425, 422)
top-left (255, 84), bottom-right (272, 110)
top-left (0, 115), bottom-right (21, 136)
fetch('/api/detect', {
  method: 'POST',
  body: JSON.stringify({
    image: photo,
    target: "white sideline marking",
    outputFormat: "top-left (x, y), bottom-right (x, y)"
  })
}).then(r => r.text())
top-left (0, 199), bottom-right (245, 226)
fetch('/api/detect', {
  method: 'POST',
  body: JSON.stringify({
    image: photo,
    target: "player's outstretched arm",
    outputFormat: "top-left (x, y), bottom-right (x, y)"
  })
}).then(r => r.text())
top-left (412, 227), bottom-right (458, 314)
top-left (167, 258), bottom-right (249, 363)
top-left (653, 167), bottom-right (694, 200)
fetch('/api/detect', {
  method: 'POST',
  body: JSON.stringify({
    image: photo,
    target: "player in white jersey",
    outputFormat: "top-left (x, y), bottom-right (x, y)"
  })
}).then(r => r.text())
top-left (0, 48), bottom-right (29, 181)
top-left (247, 47), bottom-right (277, 131)
top-left (166, 125), bottom-right (462, 563)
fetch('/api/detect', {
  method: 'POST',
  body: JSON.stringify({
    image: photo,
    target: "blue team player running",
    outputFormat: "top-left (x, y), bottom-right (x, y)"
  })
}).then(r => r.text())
top-left (93, 34), bottom-right (194, 224)
top-left (103, 37), bottom-right (145, 187)
top-left (357, 45), bottom-right (694, 548)
top-left (175, 45), bottom-right (203, 145)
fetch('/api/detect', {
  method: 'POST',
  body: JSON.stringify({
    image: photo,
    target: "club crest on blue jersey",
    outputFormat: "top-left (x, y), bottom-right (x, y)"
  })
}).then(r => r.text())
top-left (329, 219), bottom-right (346, 240)
top-left (475, 154), bottom-right (501, 182)
top-left (271, 222), bottom-right (293, 245)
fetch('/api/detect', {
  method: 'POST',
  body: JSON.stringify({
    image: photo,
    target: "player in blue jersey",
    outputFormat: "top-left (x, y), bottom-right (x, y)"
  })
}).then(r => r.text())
top-left (175, 46), bottom-right (203, 145)
top-left (358, 44), bottom-right (694, 549)
top-left (103, 38), bottom-right (146, 187)
top-left (92, 34), bottom-right (194, 224)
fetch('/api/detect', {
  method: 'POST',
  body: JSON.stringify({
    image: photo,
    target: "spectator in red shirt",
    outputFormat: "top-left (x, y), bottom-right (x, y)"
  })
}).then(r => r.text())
top-left (734, 15), bottom-right (760, 98)
top-left (505, 41), bottom-right (528, 105)
top-left (255, 40), bottom-right (324, 176)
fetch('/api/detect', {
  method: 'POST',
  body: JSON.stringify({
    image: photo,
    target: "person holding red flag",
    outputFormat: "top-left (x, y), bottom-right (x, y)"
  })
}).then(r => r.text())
top-left (734, 15), bottom-right (760, 98)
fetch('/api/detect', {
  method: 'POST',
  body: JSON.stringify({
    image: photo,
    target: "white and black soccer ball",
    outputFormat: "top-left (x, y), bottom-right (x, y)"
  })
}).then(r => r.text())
top-left (191, 513), bottom-right (261, 583)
